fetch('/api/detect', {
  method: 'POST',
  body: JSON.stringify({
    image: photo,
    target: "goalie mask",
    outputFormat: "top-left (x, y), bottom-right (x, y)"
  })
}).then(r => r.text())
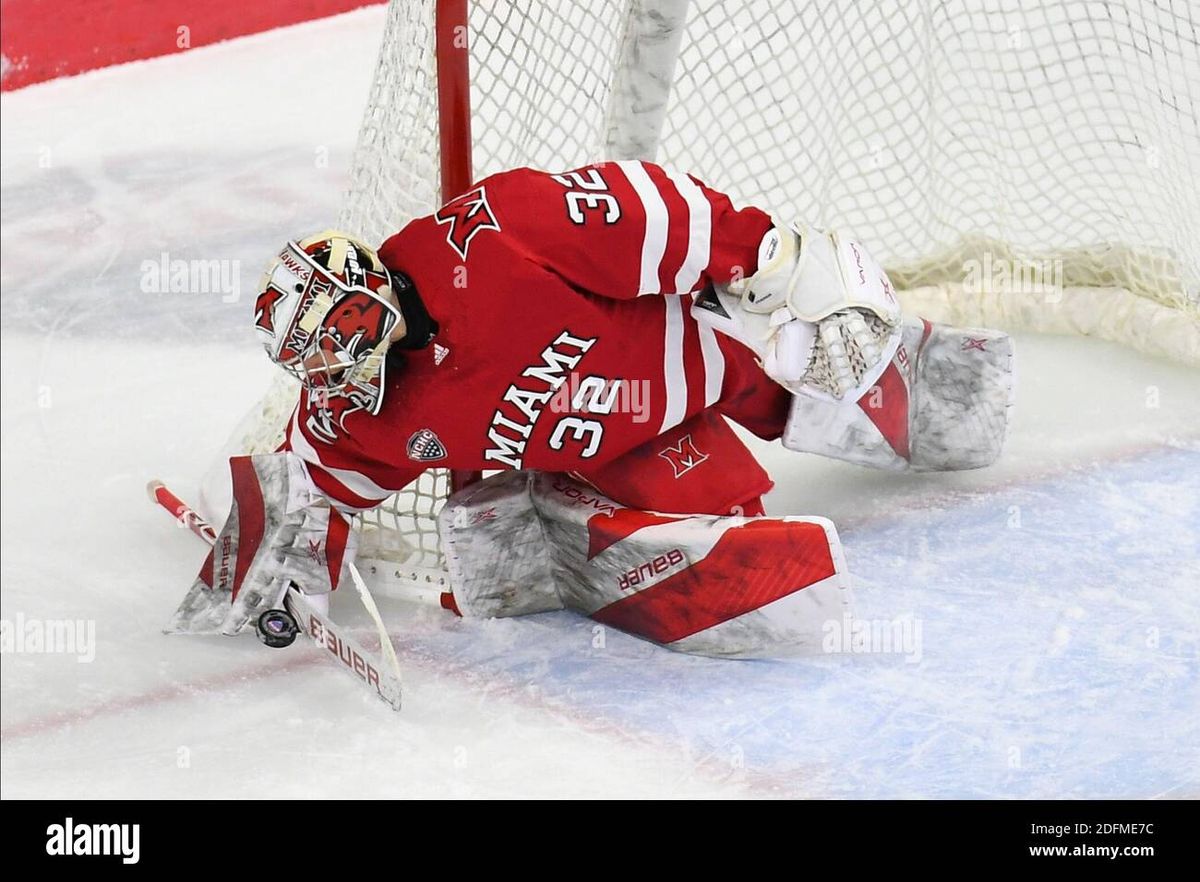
top-left (254, 232), bottom-right (403, 416)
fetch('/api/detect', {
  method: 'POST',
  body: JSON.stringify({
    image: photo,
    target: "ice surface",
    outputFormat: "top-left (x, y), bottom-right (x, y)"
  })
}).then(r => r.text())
top-left (2, 8), bottom-right (1197, 798)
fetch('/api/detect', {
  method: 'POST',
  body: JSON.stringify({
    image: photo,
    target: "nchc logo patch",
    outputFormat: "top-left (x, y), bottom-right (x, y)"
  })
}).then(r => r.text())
top-left (658, 434), bottom-right (709, 478)
top-left (407, 428), bottom-right (447, 462)
top-left (434, 186), bottom-right (501, 259)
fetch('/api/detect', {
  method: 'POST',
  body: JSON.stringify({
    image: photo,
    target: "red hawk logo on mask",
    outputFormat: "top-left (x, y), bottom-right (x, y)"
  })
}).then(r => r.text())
top-left (435, 186), bottom-right (501, 260)
top-left (318, 291), bottom-right (396, 364)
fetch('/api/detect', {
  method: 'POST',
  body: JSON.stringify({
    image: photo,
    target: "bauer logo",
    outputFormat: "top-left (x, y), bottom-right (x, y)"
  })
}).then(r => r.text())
top-left (407, 428), bottom-right (447, 462)
top-left (618, 549), bottom-right (685, 591)
top-left (306, 617), bottom-right (383, 695)
top-left (45, 818), bottom-right (140, 864)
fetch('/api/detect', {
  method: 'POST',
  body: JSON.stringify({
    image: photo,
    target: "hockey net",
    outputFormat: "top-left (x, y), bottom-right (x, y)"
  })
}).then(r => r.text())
top-left (236, 0), bottom-right (1200, 580)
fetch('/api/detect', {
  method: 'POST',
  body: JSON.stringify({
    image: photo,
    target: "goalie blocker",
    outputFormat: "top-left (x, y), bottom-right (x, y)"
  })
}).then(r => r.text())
top-left (439, 472), bottom-right (850, 658)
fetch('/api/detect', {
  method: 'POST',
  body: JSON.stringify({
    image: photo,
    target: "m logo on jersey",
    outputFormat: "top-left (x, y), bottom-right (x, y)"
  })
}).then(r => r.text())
top-left (435, 186), bottom-right (501, 260)
top-left (658, 434), bottom-right (709, 478)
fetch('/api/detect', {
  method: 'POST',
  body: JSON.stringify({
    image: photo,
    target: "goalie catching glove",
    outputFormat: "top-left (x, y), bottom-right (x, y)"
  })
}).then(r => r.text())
top-left (695, 220), bottom-right (1014, 473)
top-left (166, 452), bottom-right (356, 636)
top-left (725, 222), bottom-right (902, 401)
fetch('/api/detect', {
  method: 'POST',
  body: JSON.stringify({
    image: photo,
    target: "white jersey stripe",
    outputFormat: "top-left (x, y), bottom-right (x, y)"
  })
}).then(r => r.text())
top-left (290, 408), bottom-right (396, 504)
top-left (666, 168), bottom-right (712, 295)
top-left (660, 295), bottom-right (688, 433)
top-left (616, 160), bottom-right (669, 296)
top-left (697, 320), bottom-right (726, 407)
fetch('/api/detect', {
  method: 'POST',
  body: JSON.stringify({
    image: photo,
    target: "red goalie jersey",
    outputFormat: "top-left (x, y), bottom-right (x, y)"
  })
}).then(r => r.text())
top-left (284, 161), bottom-right (791, 516)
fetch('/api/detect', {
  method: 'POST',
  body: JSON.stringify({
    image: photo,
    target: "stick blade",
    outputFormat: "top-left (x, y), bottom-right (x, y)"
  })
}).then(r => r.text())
top-left (285, 590), bottom-right (403, 712)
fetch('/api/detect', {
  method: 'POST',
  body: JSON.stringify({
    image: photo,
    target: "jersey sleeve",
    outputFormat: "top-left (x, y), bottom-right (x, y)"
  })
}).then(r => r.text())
top-left (281, 399), bottom-right (424, 513)
top-left (485, 160), bottom-right (773, 301)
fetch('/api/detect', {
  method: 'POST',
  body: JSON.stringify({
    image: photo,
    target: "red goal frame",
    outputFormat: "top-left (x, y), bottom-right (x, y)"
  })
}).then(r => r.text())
top-left (435, 0), bottom-right (482, 494)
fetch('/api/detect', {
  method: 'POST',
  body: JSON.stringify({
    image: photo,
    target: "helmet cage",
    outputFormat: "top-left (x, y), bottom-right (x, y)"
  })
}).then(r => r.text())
top-left (255, 240), bottom-right (401, 416)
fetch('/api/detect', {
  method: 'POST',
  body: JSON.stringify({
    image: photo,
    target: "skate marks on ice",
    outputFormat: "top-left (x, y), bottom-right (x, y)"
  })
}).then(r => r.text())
top-left (374, 446), bottom-right (1199, 798)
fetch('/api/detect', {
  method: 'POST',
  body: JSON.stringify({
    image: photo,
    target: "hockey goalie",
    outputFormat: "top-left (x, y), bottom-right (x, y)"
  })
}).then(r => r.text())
top-left (175, 161), bottom-right (1014, 658)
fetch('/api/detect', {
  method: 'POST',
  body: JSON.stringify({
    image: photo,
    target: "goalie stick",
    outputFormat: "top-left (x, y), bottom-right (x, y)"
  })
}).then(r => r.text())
top-left (147, 480), bottom-right (404, 711)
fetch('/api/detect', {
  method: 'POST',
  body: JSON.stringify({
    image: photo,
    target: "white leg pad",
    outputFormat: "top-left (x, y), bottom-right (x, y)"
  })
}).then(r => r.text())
top-left (439, 473), bottom-right (851, 658)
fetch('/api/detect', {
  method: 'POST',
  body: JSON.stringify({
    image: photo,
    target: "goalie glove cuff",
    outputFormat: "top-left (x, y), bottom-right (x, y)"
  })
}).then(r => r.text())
top-left (733, 221), bottom-right (902, 326)
top-left (719, 220), bottom-right (904, 401)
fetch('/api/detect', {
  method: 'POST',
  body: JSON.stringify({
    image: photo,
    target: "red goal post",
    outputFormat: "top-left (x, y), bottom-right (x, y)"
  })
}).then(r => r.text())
top-left (434, 0), bottom-right (483, 496)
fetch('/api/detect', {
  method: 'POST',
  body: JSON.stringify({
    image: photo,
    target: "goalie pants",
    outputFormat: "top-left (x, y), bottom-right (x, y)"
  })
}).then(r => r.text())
top-left (574, 373), bottom-right (791, 517)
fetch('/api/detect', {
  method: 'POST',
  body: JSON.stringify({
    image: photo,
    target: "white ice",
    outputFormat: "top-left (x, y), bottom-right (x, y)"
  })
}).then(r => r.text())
top-left (2, 7), bottom-right (1197, 798)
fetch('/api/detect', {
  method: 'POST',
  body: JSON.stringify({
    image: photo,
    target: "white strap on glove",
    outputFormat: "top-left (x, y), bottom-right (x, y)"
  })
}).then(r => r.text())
top-left (725, 222), bottom-right (903, 402)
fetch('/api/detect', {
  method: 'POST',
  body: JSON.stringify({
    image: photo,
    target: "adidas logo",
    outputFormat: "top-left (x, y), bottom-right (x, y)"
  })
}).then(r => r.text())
top-left (433, 343), bottom-right (449, 365)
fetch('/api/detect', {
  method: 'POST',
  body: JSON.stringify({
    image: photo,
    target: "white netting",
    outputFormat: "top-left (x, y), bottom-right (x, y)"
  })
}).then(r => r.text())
top-left (239, 0), bottom-right (1200, 572)
top-left (669, 0), bottom-right (1199, 306)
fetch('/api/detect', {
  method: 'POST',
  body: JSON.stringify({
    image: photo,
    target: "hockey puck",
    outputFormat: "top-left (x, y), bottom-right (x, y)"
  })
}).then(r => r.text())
top-left (256, 608), bottom-right (299, 648)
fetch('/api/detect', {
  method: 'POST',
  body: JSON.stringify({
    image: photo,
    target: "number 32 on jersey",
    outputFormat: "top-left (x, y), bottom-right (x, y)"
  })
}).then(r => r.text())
top-left (552, 168), bottom-right (621, 225)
